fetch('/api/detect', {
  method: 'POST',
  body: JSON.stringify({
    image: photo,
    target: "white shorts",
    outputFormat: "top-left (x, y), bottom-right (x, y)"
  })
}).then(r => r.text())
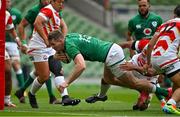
top-left (152, 58), bottom-right (180, 77)
top-left (105, 44), bottom-right (127, 78)
top-left (27, 47), bottom-right (55, 62)
top-left (5, 42), bottom-right (20, 60)
top-left (5, 49), bottom-right (10, 60)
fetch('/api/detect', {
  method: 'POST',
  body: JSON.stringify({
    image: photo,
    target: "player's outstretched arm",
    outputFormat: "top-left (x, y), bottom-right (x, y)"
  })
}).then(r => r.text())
top-left (146, 33), bottom-right (159, 66)
top-left (66, 54), bottom-right (86, 85)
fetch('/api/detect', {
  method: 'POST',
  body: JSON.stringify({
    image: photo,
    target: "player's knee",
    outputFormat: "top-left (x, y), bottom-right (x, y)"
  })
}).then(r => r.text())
top-left (101, 78), bottom-right (109, 85)
top-left (39, 72), bottom-right (50, 81)
top-left (48, 55), bottom-right (63, 77)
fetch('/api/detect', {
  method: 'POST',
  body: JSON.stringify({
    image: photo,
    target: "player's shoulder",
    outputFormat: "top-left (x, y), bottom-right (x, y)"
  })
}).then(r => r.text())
top-left (41, 4), bottom-right (52, 11)
top-left (129, 13), bottom-right (140, 22)
top-left (10, 8), bottom-right (21, 15)
top-left (6, 10), bottom-right (11, 16)
top-left (149, 12), bottom-right (162, 19)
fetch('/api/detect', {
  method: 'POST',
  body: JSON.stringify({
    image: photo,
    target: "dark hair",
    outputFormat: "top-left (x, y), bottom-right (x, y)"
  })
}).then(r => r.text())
top-left (48, 29), bottom-right (64, 41)
top-left (174, 5), bottom-right (180, 17)
top-left (138, 0), bottom-right (150, 3)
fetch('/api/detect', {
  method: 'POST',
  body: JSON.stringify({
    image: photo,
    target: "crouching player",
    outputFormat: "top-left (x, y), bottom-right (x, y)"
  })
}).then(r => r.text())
top-left (146, 5), bottom-right (180, 114)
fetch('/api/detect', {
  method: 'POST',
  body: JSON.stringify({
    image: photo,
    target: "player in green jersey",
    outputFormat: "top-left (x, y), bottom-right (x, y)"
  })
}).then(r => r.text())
top-left (127, 0), bottom-right (163, 41)
top-left (47, 30), bottom-right (172, 110)
top-left (5, 10), bottom-right (22, 107)
top-left (6, 0), bottom-right (25, 94)
top-left (5, 0), bottom-right (25, 104)
top-left (127, 0), bottom-right (163, 57)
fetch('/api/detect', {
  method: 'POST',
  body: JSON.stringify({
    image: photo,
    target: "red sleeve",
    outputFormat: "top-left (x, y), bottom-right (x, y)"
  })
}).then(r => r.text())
top-left (137, 39), bottom-right (150, 52)
top-left (40, 8), bottom-right (53, 19)
top-left (7, 15), bottom-right (13, 25)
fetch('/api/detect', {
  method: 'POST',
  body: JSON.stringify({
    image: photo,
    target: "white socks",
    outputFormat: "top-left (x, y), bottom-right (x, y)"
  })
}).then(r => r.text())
top-left (151, 84), bottom-right (156, 93)
top-left (4, 95), bottom-right (11, 104)
top-left (30, 70), bottom-right (36, 79)
top-left (30, 78), bottom-right (43, 95)
top-left (54, 76), bottom-right (68, 97)
top-left (167, 99), bottom-right (176, 105)
top-left (16, 69), bottom-right (23, 74)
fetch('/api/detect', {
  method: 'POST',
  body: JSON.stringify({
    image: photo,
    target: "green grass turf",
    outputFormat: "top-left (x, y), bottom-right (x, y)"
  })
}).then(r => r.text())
top-left (1, 84), bottom-right (179, 117)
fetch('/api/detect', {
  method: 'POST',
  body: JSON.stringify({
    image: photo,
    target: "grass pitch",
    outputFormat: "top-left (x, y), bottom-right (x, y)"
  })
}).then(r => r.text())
top-left (1, 84), bottom-right (179, 117)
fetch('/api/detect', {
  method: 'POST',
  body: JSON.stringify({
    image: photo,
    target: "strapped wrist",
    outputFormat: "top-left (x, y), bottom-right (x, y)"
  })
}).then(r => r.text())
top-left (15, 37), bottom-right (20, 42)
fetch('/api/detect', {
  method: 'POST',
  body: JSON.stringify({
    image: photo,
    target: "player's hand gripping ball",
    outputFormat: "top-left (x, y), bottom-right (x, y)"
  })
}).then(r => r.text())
top-left (54, 51), bottom-right (71, 63)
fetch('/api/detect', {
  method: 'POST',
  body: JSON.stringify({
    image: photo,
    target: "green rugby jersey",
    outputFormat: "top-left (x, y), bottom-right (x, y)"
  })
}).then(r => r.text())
top-left (6, 8), bottom-right (22, 42)
top-left (65, 33), bottom-right (113, 62)
top-left (128, 12), bottom-right (163, 40)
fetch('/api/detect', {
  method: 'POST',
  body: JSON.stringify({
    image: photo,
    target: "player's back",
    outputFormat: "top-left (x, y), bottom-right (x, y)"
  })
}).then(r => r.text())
top-left (151, 18), bottom-right (180, 69)
top-left (152, 18), bottom-right (180, 58)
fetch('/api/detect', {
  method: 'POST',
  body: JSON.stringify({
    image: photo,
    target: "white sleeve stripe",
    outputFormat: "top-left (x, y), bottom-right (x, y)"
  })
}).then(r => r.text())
top-left (38, 13), bottom-right (48, 21)
top-left (135, 41), bottom-right (140, 51)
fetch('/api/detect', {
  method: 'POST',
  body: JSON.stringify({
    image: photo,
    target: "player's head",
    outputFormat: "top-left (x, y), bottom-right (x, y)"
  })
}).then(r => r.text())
top-left (51, 0), bottom-right (64, 11)
top-left (137, 0), bottom-right (150, 17)
top-left (174, 5), bottom-right (180, 18)
top-left (48, 29), bottom-right (65, 52)
top-left (6, 0), bottom-right (12, 10)
top-left (39, 0), bottom-right (50, 7)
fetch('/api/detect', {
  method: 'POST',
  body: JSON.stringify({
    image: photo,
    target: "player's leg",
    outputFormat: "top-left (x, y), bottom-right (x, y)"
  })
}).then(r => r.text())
top-left (163, 71), bottom-right (180, 114)
top-left (28, 61), bottom-right (50, 108)
top-left (15, 70), bottom-right (37, 103)
top-left (45, 75), bottom-right (60, 104)
top-left (85, 65), bottom-right (112, 103)
top-left (155, 83), bottom-right (166, 108)
top-left (4, 50), bottom-right (16, 107)
top-left (12, 59), bottom-right (24, 88)
top-left (6, 42), bottom-right (24, 89)
top-left (48, 55), bottom-right (80, 106)
top-left (106, 44), bottom-right (170, 98)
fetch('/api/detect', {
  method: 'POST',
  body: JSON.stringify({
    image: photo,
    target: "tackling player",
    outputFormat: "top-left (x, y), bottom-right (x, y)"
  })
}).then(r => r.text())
top-left (47, 30), bottom-right (172, 111)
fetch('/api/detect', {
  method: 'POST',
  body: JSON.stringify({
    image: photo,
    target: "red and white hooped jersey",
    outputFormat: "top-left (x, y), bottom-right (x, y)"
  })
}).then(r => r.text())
top-left (5, 10), bottom-right (14, 30)
top-left (30, 4), bottom-right (61, 49)
top-left (134, 39), bottom-right (150, 52)
top-left (151, 18), bottom-right (180, 68)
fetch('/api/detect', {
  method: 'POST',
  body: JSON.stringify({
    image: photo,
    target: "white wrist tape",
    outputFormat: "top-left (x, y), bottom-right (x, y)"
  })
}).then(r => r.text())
top-left (15, 37), bottom-right (20, 42)
top-left (54, 76), bottom-right (65, 88)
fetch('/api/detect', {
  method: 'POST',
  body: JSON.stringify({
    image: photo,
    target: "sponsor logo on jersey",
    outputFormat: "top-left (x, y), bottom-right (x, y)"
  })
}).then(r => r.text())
top-left (143, 28), bottom-right (152, 35)
top-left (12, 15), bottom-right (17, 21)
top-left (136, 24), bottom-right (141, 29)
top-left (152, 21), bottom-right (157, 27)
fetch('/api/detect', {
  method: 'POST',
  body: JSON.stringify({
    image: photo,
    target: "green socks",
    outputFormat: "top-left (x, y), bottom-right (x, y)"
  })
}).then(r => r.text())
top-left (45, 76), bottom-right (55, 97)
